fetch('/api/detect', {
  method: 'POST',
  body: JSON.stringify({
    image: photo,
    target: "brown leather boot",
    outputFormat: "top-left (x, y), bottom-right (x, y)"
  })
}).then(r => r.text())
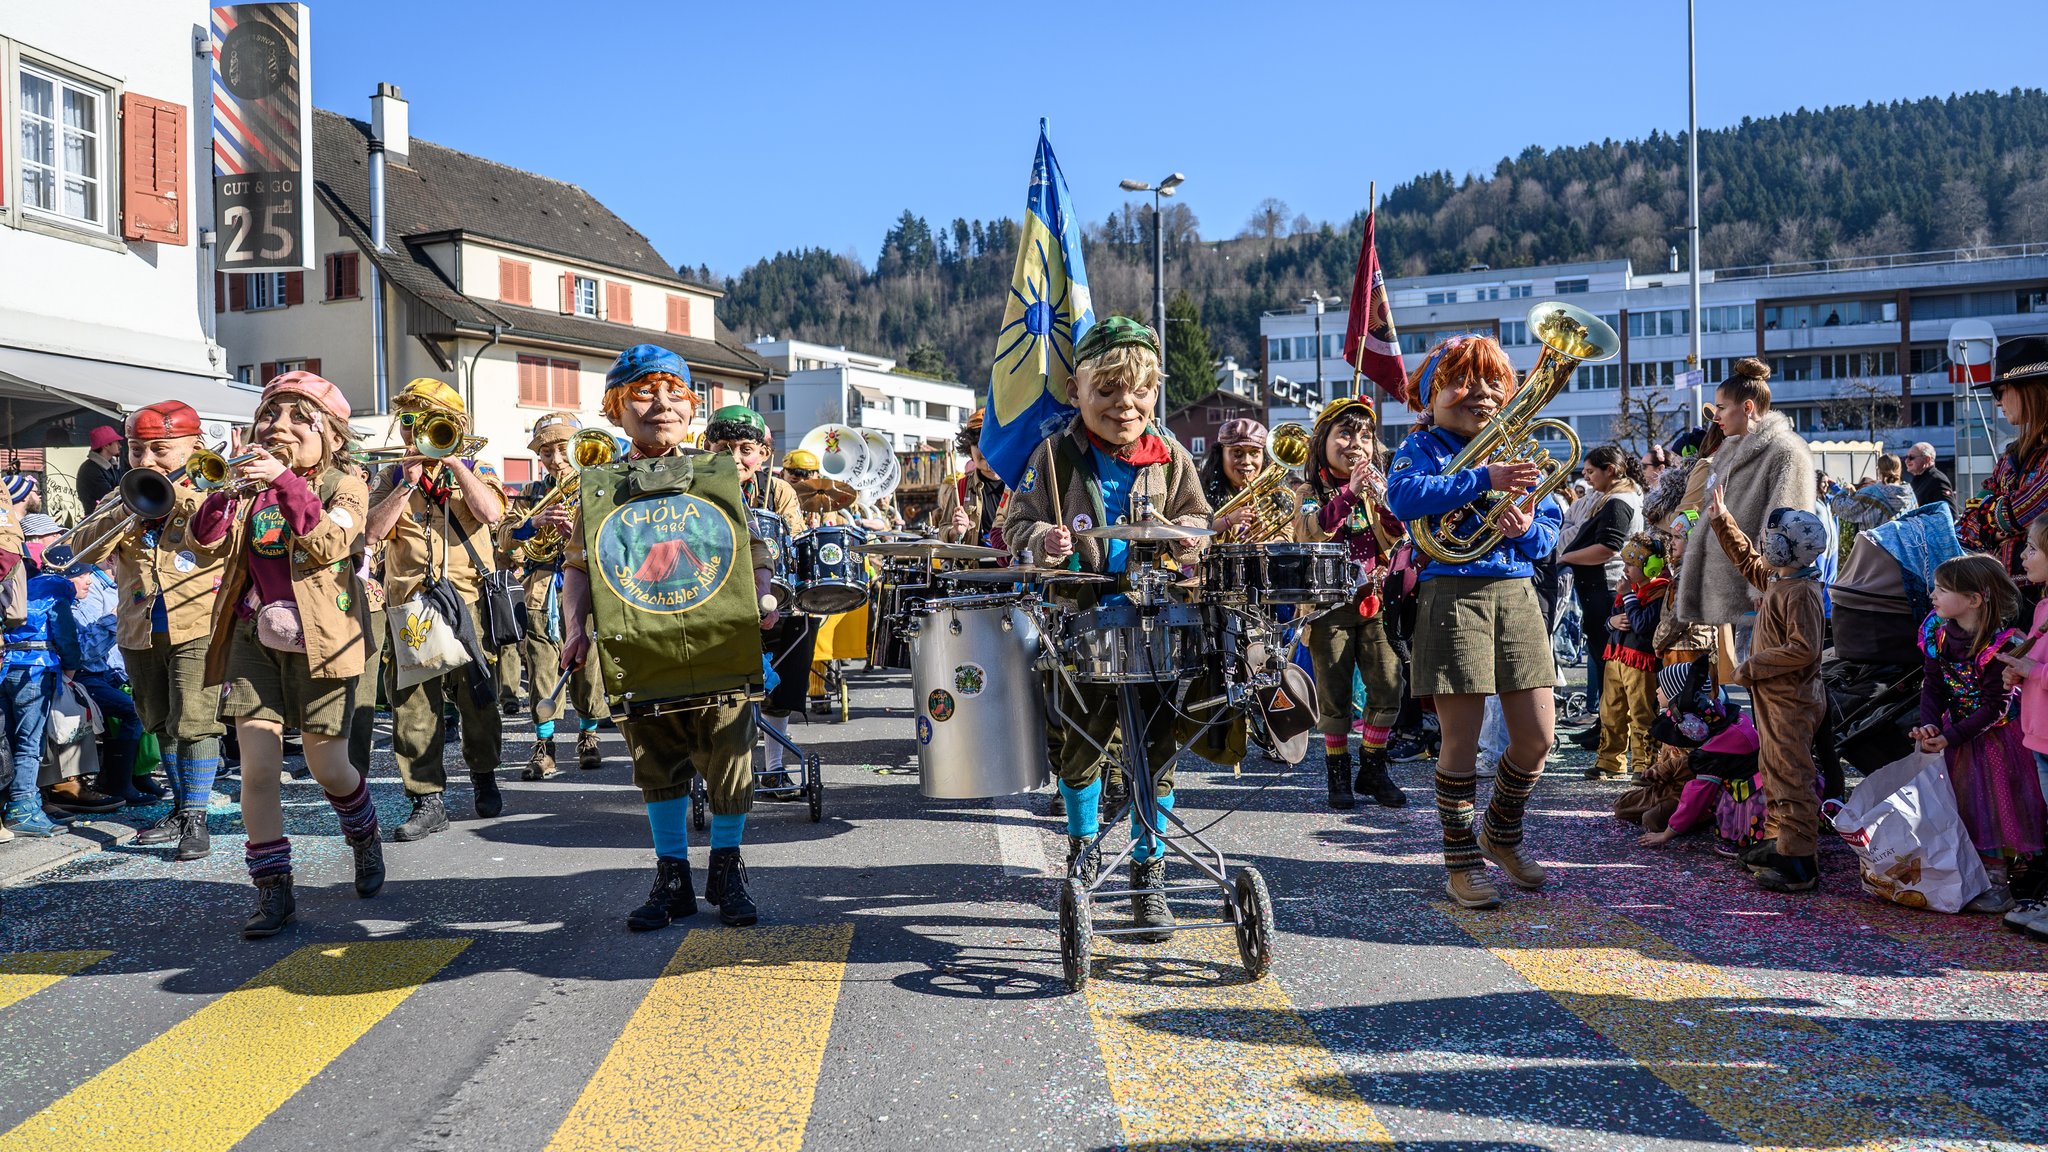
top-left (521, 740), bottom-right (558, 781)
top-left (1445, 868), bottom-right (1502, 909)
top-left (576, 730), bottom-right (603, 772)
top-left (1477, 828), bottom-right (1548, 890)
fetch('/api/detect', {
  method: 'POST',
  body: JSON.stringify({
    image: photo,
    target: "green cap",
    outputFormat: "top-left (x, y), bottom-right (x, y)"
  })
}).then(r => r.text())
top-left (705, 404), bottom-right (769, 442)
top-left (1073, 315), bottom-right (1160, 365)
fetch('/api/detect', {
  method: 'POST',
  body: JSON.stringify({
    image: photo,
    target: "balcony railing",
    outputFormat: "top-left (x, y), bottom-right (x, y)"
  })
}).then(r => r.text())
top-left (1716, 241), bottom-right (2048, 282)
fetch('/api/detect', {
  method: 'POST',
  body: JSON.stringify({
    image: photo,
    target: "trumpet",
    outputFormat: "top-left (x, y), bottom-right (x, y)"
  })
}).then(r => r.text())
top-left (1406, 301), bottom-right (1619, 566)
top-left (517, 429), bottom-right (619, 562)
top-left (1212, 422), bottom-right (1310, 543)
top-left (353, 411), bottom-right (486, 464)
top-left (187, 447), bottom-right (287, 496)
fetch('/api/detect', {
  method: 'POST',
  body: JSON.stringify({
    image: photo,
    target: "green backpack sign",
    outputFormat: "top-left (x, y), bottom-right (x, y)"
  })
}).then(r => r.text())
top-left (580, 450), bottom-right (763, 709)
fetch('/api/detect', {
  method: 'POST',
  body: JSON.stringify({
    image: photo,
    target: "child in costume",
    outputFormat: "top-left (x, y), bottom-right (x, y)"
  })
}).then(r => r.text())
top-left (1591, 533), bottom-right (1667, 780)
top-left (506, 412), bottom-right (608, 779)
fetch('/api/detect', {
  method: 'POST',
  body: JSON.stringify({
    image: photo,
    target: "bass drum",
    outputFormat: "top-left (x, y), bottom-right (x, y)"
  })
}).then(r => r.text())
top-left (908, 595), bottom-right (1048, 798)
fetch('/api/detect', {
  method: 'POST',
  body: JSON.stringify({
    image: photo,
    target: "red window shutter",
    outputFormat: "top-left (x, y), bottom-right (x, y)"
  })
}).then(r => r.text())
top-left (560, 273), bottom-right (574, 314)
top-left (259, 361), bottom-right (278, 384)
top-left (228, 273), bottom-right (249, 311)
top-left (304, 358), bottom-right (321, 376)
top-left (119, 93), bottom-right (187, 244)
top-left (215, 271), bottom-right (226, 314)
top-left (550, 359), bottom-right (580, 407)
top-left (517, 355), bottom-right (548, 405)
top-left (323, 254), bottom-right (339, 300)
top-left (501, 457), bottom-right (533, 485)
top-left (284, 271), bottom-right (304, 306)
top-left (340, 253), bottom-right (359, 299)
top-left (500, 259), bottom-right (532, 307)
top-left (606, 282), bottom-right (632, 326)
top-left (666, 294), bottom-right (691, 336)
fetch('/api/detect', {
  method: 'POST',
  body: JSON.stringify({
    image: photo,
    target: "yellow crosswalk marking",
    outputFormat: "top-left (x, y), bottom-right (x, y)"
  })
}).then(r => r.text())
top-left (0, 951), bottom-right (112, 1012)
top-left (546, 924), bottom-right (855, 1152)
top-left (1083, 929), bottom-right (1394, 1147)
top-left (1448, 897), bottom-right (2011, 1152)
top-left (0, 937), bottom-right (469, 1152)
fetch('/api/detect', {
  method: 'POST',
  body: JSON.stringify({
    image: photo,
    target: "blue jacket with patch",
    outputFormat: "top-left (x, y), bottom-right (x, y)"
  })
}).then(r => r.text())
top-left (1384, 426), bottom-right (1561, 582)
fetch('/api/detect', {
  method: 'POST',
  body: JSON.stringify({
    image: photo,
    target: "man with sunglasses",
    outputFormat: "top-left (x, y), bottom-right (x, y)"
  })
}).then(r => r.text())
top-left (365, 378), bottom-right (508, 840)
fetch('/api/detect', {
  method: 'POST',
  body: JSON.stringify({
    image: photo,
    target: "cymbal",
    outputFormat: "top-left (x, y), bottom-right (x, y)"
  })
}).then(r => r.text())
top-left (856, 540), bottom-right (1007, 561)
top-left (796, 478), bottom-right (856, 513)
top-left (1078, 520), bottom-right (1213, 542)
top-left (942, 566), bottom-right (1112, 585)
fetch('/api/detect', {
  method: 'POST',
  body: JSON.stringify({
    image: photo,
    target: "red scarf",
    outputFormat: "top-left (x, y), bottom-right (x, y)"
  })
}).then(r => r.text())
top-left (1087, 430), bottom-right (1170, 466)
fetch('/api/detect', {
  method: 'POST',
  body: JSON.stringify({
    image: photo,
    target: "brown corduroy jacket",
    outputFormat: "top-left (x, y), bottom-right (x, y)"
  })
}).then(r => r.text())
top-left (1002, 421), bottom-right (1211, 574)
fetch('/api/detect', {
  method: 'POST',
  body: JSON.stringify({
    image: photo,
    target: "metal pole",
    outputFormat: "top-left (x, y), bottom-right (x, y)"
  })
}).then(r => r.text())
top-left (1686, 0), bottom-right (1703, 427)
top-left (1312, 297), bottom-right (1326, 403)
top-left (1153, 192), bottom-right (1166, 357)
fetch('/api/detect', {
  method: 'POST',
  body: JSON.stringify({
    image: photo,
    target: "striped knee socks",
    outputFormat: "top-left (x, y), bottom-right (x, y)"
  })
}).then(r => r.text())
top-left (1360, 724), bottom-right (1392, 752)
top-left (1483, 752), bottom-right (1545, 847)
top-left (1437, 769), bottom-right (1480, 872)
top-left (324, 775), bottom-right (379, 842)
top-left (245, 836), bottom-right (292, 880)
top-left (178, 737), bottom-right (221, 813)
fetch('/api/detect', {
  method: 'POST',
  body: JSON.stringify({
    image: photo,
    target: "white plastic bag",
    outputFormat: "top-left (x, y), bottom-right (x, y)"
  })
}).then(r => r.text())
top-left (1830, 749), bottom-right (1990, 913)
top-left (45, 674), bottom-right (100, 746)
top-left (388, 598), bottom-right (471, 690)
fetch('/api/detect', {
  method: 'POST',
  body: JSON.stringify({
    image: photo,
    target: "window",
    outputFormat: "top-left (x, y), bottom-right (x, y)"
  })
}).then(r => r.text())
top-left (1206, 406), bottom-right (1222, 424)
top-left (500, 457), bottom-right (533, 485)
top-left (1912, 400), bottom-right (1954, 426)
top-left (234, 365), bottom-right (254, 387)
top-left (1700, 303), bottom-right (1754, 333)
top-left (1267, 337), bottom-right (1287, 363)
top-left (768, 392), bottom-right (786, 412)
top-left (1189, 437), bottom-right (1206, 457)
top-left (1762, 297), bottom-right (1896, 330)
top-left (573, 275), bottom-right (598, 317)
top-left (1425, 290), bottom-right (1458, 305)
top-left (499, 259), bottom-right (532, 306)
top-left (18, 63), bottom-right (108, 228)
top-left (1500, 320), bottom-right (1529, 346)
top-left (1575, 363), bottom-right (1621, 391)
top-left (1626, 309), bottom-right (1689, 339)
top-left (247, 271), bottom-right (290, 310)
top-left (1507, 283), bottom-right (1533, 299)
top-left (1554, 277), bottom-right (1589, 294)
top-left (901, 398), bottom-right (923, 419)
top-left (324, 252), bottom-right (360, 300)
top-left (666, 294), bottom-right (691, 336)
top-left (1910, 346), bottom-right (1948, 375)
top-left (1474, 286), bottom-right (1500, 301)
top-left (605, 281), bottom-right (633, 325)
top-left (2023, 289), bottom-right (2048, 314)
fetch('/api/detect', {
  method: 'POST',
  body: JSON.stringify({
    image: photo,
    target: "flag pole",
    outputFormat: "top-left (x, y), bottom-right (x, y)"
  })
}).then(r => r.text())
top-left (1348, 181), bottom-right (1375, 406)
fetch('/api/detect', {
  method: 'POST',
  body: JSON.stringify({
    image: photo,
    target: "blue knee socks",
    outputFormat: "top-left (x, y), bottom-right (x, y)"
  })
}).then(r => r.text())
top-left (578, 718), bottom-right (600, 732)
top-left (159, 747), bottom-right (182, 804)
top-left (646, 797), bottom-right (689, 859)
top-left (535, 720), bottom-right (556, 741)
top-left (1058, 779), bottom-right (1101, 840)
top-left (1132, 790), bottom-right (1175, 862)
top-left (709, 812), bottom-right (746, 850)
top-left (178, 738), bottom-right (221, 813)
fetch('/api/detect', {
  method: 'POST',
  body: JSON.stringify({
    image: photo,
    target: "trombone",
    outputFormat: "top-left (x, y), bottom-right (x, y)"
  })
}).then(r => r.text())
top-left (45, 465), bottom-right (180, 563)
top-left (353, 410), bottom-right (486, 464)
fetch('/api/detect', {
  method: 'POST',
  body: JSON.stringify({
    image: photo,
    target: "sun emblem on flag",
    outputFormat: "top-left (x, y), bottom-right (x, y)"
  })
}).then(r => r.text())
top-left (995, 237), bottom-right (1079, 382)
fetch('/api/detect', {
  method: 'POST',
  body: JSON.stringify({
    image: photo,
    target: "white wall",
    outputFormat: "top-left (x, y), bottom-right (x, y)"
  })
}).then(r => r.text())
top-left (0, 0), bottom-right (221, 376)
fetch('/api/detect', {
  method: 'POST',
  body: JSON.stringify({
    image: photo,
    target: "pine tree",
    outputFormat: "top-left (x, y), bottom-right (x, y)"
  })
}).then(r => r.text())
top-left (1163, 290), bottom-right (1215, 415)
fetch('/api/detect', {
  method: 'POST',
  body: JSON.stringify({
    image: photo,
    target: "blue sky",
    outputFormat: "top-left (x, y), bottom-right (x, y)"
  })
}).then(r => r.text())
top-left (307, 0), bottom-right (2048, 278)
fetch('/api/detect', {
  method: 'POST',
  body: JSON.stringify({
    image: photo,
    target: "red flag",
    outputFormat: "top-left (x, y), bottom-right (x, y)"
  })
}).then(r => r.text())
top-left (1342, 210), bottom-right (1409, 403)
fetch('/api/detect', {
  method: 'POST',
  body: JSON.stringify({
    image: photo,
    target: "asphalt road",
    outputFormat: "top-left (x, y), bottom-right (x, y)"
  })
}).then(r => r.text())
top-left (2, 668), bottom-right (2044, 1152)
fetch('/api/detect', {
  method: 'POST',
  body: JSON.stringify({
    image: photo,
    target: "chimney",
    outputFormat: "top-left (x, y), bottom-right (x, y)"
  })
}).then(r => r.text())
top-left (370, 82), bottom-right (409, 164)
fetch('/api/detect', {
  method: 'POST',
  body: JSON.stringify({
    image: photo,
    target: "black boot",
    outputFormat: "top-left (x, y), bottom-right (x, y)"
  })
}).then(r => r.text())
top-left (1326, 752), bottom-right (1357, 810)
top-left (1353, 748), bottom-right (1408, 808)
top-left (703, 847), bottom-right (759, 927)
top-left (1739, 837), bottom-right (1780, 872)
top-left (1100, 772), bottom-right (1130, 826)
top-left (1753, 850), bottom-right (1820, 893)
top-left (1065, 835), bottom-right (1102, 886)
top-left (135, 802), bottom-right (184, 846)
top-left (175, 808), bottom-right (211, 862)
top-left (627, 857), bottom-right (698, 931)
top-left (471, 771), bottom-right (504, 820)
top-left (349, 830), bottom-right (386, 898)
top-left (1048, 788), bottom-right (1066, 818)
top-left (393, 793), bottom-right (449, 842)
top-left (131, 773), bottom-right (167, 801)
top-left (1128, 858), bottom-right (1177, 944)
top-left (241, 874), bottom-right (297, 939)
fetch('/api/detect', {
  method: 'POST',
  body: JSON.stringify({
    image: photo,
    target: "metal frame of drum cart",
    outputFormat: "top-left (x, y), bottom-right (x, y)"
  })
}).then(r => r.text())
top-left (688, 704), bottom-right (824, 828)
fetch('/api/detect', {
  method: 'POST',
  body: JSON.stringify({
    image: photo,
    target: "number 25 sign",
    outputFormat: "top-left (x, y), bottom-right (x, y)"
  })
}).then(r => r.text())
top-left (209, 4), bottom-right (313, 272)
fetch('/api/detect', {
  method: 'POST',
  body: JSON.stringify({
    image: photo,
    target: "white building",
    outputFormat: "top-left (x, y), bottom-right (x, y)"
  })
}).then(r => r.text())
top-left (745, 337), bottom-right (974, 454)
top-left (0, 2), bottom-right (258, 513)
top-left (1261, 244), bottom-right (2048, 470)
top-left (216, 85), bottom-right (772, 488)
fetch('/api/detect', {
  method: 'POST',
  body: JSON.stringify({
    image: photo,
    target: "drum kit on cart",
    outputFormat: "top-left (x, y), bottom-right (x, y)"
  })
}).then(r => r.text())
top-left (856, 500), bottom-right (1363, 991)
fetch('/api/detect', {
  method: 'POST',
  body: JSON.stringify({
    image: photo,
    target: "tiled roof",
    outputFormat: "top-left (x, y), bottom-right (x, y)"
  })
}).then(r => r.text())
top-left (311, 110), bottom-right (767, 380)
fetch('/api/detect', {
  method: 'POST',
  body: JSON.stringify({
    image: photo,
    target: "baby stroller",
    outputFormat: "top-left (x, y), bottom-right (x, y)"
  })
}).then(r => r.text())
top-left (1824, 502), bottom-right (1962, 780)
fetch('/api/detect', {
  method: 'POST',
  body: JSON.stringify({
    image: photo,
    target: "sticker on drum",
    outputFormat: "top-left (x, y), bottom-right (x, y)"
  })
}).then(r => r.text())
top-left (953, 662), bottom-right (986, 697)
top-left (820, 542), bottom-right (844, 566)
top-left (917, 715), bottom-right (933, 745)
top-left (927, 689), bottom-right (956, 722)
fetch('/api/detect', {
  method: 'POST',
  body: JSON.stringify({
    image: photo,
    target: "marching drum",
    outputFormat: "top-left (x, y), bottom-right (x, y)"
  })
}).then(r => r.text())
top-left (791, 524), bottom-right (870, 615)
top-left (1060, 602), bottom-right (1205, 684)
top-left (749, 508), bottom-right (795, 607)
top-left (906, 594), bottom-right (1049, 798)
top-left (1201, 542), bottom-right (1352, 606)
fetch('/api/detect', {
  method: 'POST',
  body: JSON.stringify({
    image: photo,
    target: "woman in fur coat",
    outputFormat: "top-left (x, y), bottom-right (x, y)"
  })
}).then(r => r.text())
top-left (1676, 359), bottom-right (1816, 631)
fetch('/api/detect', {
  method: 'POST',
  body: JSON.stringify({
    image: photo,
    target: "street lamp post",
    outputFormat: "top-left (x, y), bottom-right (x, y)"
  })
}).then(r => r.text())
top-left (1118, 173), bottom-right (1185, 363)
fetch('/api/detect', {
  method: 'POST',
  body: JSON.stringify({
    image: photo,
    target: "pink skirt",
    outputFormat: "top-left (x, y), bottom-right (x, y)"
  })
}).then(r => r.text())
top-left (1949, 724), bottom-right (2048, 856)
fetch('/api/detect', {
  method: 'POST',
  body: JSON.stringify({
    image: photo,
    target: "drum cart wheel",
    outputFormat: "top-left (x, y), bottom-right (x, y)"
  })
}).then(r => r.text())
top-left (1232, 867), bottom-right (1275, 980)
top-left (804, 753), bottom-right (824, 823)
top-left (823, 662), bottom-right (850, 723)
top-left (1059, 875), bottom-right (1093, 992)
top-left (689, 776), bottom-right (708, 832)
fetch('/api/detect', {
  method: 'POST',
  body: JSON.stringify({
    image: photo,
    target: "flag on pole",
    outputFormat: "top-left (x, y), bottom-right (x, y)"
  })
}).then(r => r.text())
top-left (1342, 208), bottom-right (1408, 404)
top-left (979, 121), bottom-right (1094, 488)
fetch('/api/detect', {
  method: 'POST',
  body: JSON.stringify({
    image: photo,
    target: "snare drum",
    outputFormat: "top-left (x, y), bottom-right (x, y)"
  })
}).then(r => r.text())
top-left (749, 508), bottom-right (794, 607)
top-left (1202, 542), bottom-right (1352, 606)
top-left (791, 524), bottom-right (869, 615)
top-left (906, 594), bottom-right (1048, 798)
top-left (1060, 602), bottom-right (1205, 683)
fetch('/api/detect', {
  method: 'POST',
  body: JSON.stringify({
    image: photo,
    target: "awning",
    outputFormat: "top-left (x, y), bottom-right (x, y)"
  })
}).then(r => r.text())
top-left (0, 345), bottom-right (260, 423)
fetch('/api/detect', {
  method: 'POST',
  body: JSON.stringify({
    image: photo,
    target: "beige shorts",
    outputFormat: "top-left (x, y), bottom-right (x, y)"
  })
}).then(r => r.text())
top-left (1409, 575), bottom-right (1557, 698)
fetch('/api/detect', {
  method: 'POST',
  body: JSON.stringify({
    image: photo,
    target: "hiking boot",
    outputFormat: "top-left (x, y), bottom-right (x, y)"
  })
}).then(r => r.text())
top-left (1354, 748), bottom-right (1408, 808)
top-left (1066, 835), bottom-right (1102, 886)
top-left (627, 857), bottom-right (697, 931)
top-left (1048, 788), bottom-right (1066, 818)
top-left (1753, 851), bottom-right (1821, 893)
top-left (1128, 858), bottom-right (1177, 944)
top-left (577, 730), bottom-right (603, 772)
top-left (175, 808), bottom-right (212, 862)
top-left (1477, 828), bottom-right (1547, 890)
top-left (703, 847), bottom-right (758, 927)
top-left (1965, 878), bottom-right (2016, 914)
top-left (241, 874), bottom-right (297, 939)
top-left (521, 740), bottom-right (559, 781)
top-left (1583, 764), bottom-right (1626, 780)
top-left (1445, 868), bottom-right (1502, 909)
top-left (471, 771), bottom-right (504, 819)
top-left (134, 804), bottom-right (185, 846)
top-left (348, 830), bottom-right (386, 898)
top-left (393, 793), bottom-right (449, 842)
top-left (1326, 753), bottom-right (1357, 810)
top-left (43, 779), bottom-right (121, 816)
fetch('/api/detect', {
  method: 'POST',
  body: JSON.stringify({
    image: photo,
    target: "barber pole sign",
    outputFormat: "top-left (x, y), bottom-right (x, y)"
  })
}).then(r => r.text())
top-left (210, 4), bottom-right (313, 271)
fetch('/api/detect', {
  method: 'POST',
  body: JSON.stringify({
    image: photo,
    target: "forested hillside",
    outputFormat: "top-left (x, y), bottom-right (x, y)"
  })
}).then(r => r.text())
top-left (717, 89), bottom-right (2048, 394)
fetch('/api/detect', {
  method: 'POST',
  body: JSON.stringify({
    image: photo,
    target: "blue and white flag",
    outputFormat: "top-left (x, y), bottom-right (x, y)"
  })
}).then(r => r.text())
top-left (979, 121), bottom-right (1093, 488)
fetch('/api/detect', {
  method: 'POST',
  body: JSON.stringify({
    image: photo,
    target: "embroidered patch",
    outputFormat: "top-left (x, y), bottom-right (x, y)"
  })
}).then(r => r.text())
top-left (1390, 457), bottom-right (1413, 473)
top-left (1070, 512), bottom-right (1093, 533)
top-left (953, 662), bottom-right (986, 697)
top-left (1019, 466), bottom-right (1038, 495)
top-left (330, 507), bottom-right (355, 531)
top-left (250, 504), bottom-right (289, 557)
top-left (927, 689), bottom-right (956, 722)
top-left (173, 551), bottom-right (197, 573)
top-left (336, 591), bottom-right (353, 612)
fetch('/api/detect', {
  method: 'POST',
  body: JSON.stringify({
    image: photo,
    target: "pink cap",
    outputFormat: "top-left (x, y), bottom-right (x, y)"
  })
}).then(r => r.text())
top-left (88, 425), bottom-right (121, 451)
top-left (261, 370), bottom-right (352, 427)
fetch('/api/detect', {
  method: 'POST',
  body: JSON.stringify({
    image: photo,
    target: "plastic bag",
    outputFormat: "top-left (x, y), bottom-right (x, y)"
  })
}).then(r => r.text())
top-left (1830, 749), bottom-right (1991, 913)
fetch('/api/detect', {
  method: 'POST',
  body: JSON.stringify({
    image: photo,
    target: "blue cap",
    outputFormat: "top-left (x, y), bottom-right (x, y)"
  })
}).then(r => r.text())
top-left (606, 344), bottom-right (691, 390)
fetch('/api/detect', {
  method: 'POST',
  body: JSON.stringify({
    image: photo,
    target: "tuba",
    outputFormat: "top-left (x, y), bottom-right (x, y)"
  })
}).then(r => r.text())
top-left (518, 428), bottom-right (619, 562)
top-left (1407, 301), bottom-right (1619, 566)
top-left (1211, 422), bottom-right (1310, 543)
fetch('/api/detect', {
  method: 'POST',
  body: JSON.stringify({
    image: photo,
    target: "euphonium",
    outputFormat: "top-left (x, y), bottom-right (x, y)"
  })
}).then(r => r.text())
top-left (1212, 422), bottom-right (1310, 543)
top-left (1407, 301), bottom-right (1618, 566)
top-left (517, 428), bottom-right (618, 561)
